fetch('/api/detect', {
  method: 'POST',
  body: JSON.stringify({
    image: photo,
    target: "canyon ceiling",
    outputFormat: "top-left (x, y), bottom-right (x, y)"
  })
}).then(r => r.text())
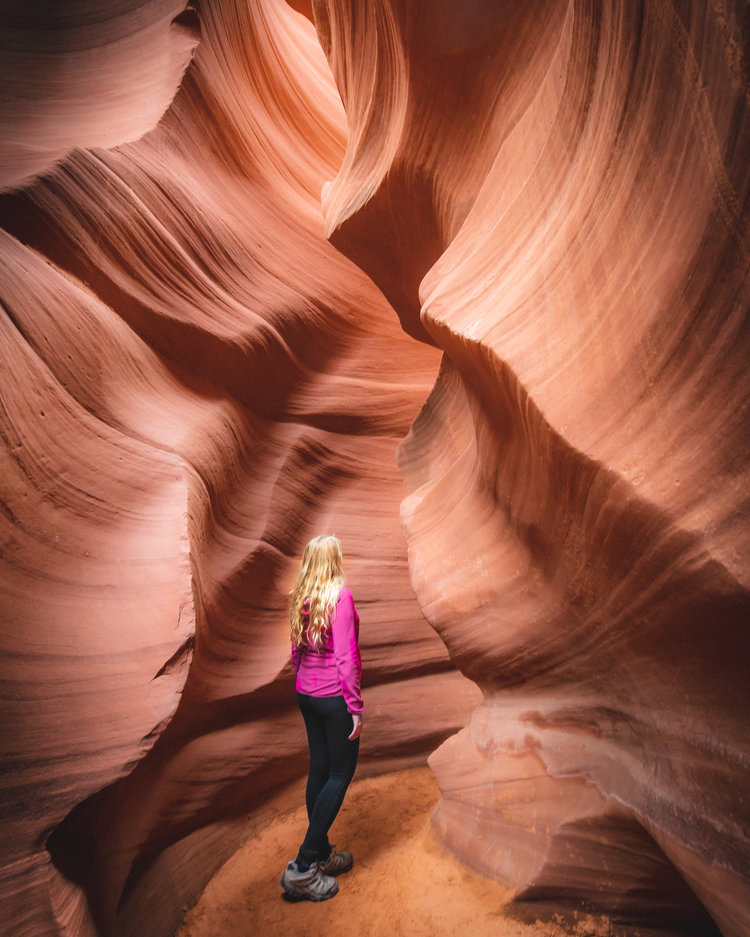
top-left (0, 2), bottom-right (748, 936)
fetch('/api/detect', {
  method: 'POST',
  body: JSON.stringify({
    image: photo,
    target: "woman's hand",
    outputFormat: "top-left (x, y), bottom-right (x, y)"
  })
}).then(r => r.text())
top-left (348, 712), bottom-right (362, 740)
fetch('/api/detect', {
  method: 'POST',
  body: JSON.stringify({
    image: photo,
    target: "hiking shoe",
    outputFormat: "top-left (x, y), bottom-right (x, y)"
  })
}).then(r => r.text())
top-left (280, 861), bottom-right (338, 902)
top-left (318, 847), bottom-right (353, 876)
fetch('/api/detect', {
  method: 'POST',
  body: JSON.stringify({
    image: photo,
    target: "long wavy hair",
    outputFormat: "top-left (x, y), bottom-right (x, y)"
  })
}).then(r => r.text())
top-left (289, 535), bottom-right (345, 648)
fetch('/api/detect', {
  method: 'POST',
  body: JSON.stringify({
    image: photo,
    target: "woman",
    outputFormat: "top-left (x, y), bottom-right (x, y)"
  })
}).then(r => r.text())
top-left (280, 535), bottom-right (363, 902)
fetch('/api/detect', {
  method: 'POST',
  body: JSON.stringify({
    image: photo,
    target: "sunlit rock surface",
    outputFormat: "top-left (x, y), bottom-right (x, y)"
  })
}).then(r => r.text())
top-left (1, 1), bottom-right (748, 936)
top-left (316, 0), bottom-right (749, 935)
top-left (0, 3), bottom-right (474, 936)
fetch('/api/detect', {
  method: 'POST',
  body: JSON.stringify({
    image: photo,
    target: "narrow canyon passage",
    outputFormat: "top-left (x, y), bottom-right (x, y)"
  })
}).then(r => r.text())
top-left (0, 2), bottom-right (748, 937)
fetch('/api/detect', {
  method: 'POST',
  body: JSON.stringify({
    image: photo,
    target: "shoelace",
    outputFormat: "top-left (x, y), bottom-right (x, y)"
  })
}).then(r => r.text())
top-left (307, 865), bottom-right (336, 895)
top-left (320, 849), bottom-right (352, 874)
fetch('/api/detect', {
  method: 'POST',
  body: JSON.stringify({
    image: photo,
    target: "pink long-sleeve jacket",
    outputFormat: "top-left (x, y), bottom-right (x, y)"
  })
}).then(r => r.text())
top-left (292, 587), bottom-right (363, 714)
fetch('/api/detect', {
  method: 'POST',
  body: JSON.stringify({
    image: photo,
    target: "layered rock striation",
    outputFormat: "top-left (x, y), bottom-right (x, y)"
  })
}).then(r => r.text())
top-left (1, 1), bottom-right (748, 936)
top-left (316, 0), bottom-right (750, 934)
top-left (1, 3), bottom-right (474, 936)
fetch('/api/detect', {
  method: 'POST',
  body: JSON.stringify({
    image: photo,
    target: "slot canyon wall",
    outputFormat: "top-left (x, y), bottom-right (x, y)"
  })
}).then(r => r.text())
top-left (0, 2), bottom-right (748, 937)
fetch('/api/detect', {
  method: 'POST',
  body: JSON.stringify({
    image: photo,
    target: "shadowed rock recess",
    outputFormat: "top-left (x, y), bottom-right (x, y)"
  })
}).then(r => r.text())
top-left (0, 1), bottom-right (747, 936)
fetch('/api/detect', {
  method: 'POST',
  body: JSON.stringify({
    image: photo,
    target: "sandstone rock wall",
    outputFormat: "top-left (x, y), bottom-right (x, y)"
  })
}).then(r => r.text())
top-left (0, 3), bottom-right (476, 936)
top-left (315, 1), bottom-right (750, 934)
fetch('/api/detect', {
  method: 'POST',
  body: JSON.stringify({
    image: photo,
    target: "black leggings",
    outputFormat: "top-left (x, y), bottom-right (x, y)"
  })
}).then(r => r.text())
top-left (296, 693), bottom-right (360, 865)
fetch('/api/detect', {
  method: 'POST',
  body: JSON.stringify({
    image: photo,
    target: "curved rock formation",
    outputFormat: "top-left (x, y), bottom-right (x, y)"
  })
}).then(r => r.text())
top-left (0, 3), bottom-right (475, 936)
top-left (0, 2), bottom-right (200, 192)
top-left (316, 0), bottom-right (750, 934)
top-left (1, 1), bottom-right (748, 936)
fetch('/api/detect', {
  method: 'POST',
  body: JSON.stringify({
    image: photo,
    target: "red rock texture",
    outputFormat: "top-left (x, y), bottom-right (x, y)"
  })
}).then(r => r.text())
top-left (0, 3), bottom-right (475, 935)
top-left (0, 1), bottom-right (748, 937)
top-left (316, 1), bottom-right (750, 934)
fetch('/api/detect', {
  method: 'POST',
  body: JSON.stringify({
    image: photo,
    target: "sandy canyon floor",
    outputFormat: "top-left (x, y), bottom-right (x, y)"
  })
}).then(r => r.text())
top-left (176, 766), bottom-right (680, 937)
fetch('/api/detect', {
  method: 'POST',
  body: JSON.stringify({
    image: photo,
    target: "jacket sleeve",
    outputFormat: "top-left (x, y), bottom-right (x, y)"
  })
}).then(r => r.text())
top-left (331, 588), bottom-right (363, 714)
top-left (291, 640), bottom-right (303, 675)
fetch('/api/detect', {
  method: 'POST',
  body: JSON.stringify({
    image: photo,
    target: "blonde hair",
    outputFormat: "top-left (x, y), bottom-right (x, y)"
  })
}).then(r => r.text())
top-left (289, 535), bottom-right (345, 648)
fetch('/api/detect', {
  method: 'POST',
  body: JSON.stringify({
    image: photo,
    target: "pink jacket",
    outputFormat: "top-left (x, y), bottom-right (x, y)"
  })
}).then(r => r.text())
top-left (292, 587), bottom-right (363, 714)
